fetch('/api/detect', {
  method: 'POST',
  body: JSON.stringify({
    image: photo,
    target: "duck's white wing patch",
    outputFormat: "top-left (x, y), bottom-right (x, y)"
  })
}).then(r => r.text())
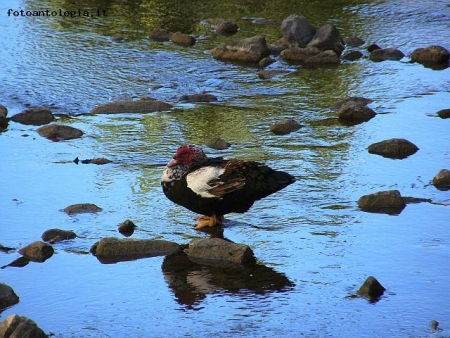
top-left (186, 166), bottom-right (225, 198)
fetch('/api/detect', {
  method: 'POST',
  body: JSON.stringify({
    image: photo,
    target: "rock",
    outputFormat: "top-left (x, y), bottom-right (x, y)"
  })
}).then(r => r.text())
top-left (0, 244), bottom-right (14, 253)
top-left (1, 256), bottom-right (31, 269)
top-left (0, 104), bottom-right (8, 129)
top-left (178, 93), bottom-right (218, 103)
top-left (91, 237), bottom-right (181, 263)
top-left (357, 276), bottom-right (386, 301)
top-left (358, 190), bottom-right (406, 214)
top-left (0, 283), bottom-right (19, 310)
top-left (186, 238), bottom-right (256, 268)
top-left (368, 138), bottom-right (419, 159)
top-left (303, 50), bottom-right (341, 67)
top-left (342, 50), bottom-right (363, 61)
top-left (171, 32), bottom-right (196, 47)
top-left (269, 38), bottom-right (291, 55)
top-left (270, 119), bottom-right (302, 135)
top-left (10, 107), bottom-right (54, 126)
top-left (437, 108), bottom-right (450, 119)
top-left (78, 157), bottom-right (112, 165)
top-left (280, 46), bottom-right (321, 63)
top-left (369, 48), bottom-right (405, 62)
top-left (90, 99), bottom-right (173, 114)
top-left (118, 220), bottom-right (137, 237)
top-left (432, 169), bottom-right (450, 191)
top-left (210, 35), bottom-right (271, 63)
top-left (306, 24), bottom-right (345, 56)
top-left (411, 45), bottom-right (449, 66)
top-left (344, 36), bottom-right (365, 47)
top-left (63, 203), bottom-right (102, 215)
top-left (330, 96), bottom-right (373, 111)
top-left (18, 241), bottom-right (54, 262)
top-left (258, 69), bottom-right (291, 80)
top-left (0, 314), bottom-right (48, 338)
top-left (150, 28), bottom-right (171, 42)
top-left (280, 14), bottom-right (316, 47)
top-left (258, 56), bottom-right (276, 68)
top-left (338, 100), bottom-right (376, 123)
top-left (367, 43), bottom-right (381, 52)
top-left (37, 124), bottom-right (83, 141)
top-left (206, 136), bottom-right (231, 150)
top-left (216, 20), bottom-right (239, 35)
top-left (41, 229), bottom-right (77, 243)
top-left (0, 104), bottom-right (7, 118)
top-left (430, 320), bottom-right (439, 331)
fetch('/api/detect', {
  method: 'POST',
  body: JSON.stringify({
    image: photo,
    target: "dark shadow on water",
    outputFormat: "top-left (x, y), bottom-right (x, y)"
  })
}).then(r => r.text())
top-left (162, 251), bottom-right (295, 308)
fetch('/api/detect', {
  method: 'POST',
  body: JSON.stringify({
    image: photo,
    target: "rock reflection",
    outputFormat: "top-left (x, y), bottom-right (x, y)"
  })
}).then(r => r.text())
top-left (162, 251), bottom-right (295, 308)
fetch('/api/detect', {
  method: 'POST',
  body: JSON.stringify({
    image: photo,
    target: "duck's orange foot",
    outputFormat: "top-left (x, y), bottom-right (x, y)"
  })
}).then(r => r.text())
top-left (194, 214), bottom-right (224, 229)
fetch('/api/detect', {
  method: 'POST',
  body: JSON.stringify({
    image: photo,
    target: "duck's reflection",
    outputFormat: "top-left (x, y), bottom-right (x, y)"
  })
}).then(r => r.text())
top-left (162, 251), bottom-right (295, 308)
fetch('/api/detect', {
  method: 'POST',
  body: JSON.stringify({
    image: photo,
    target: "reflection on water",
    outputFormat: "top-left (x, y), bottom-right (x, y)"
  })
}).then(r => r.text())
top-left (1, 0), bottom-right (450, 336)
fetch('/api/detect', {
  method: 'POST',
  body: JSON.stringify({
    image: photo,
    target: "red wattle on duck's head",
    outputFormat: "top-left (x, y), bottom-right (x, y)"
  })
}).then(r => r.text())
top-left (170, 144), bottom-right (206, 167)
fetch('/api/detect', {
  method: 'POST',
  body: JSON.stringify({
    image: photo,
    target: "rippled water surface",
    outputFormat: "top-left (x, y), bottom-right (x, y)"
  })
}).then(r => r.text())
top-left (1, 0), bottom-right (450, 337)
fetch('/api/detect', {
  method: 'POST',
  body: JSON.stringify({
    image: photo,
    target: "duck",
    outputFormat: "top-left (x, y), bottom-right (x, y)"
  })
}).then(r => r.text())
top-left (161, 144), bottom-right (296, 229)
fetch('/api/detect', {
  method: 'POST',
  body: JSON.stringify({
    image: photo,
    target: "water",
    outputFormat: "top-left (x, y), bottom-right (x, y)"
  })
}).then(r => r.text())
top-left (1, 0), bottom-right (450, 337)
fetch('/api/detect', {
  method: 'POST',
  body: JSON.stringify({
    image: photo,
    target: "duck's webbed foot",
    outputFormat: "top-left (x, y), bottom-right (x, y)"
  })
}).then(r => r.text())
top-left (194, 214), bottom-right (224, 229)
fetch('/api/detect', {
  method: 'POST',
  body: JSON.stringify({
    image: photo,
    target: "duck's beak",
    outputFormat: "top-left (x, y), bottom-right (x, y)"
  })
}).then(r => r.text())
top-left (167, 159), bottom-right (178, 167)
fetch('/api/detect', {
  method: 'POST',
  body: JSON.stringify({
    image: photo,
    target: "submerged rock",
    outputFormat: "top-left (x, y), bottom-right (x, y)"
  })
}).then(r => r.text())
top-left (150, 28), bottom-right (171, 42)
top-left (281, 14), bottom-right (316, 47)
top-left (18, 241), bottom-right (54, 262)
top-left (206, 136), bottom-right (231, 150)
top-left (90, 99), bottom-right (173, 114)
top-left (1, 256), bottom-right (31, 269)
top-left (178, 93), bottom-right (218, 103)
top-left (432, 169), bottom-right (450, 191)
top-left (306, 24), bottom-right (344, 56)
top-left (258, 69), bottom-right (291, 80)
top-left (37, 124), bottom-right (83, 141)
top-left (211, 35), bottom-right (271, 63)
top-left (358, 190), bottom-right (406, 215)
top-left (344, 36), bottom-right (365, 47)
top-left (0, 283), bottom-right (19, 310)
top-left (369, 47), bottom-right (405, 62)
top-left (0, 314), bottom-right (48, 338)
top-left (302, 50), bottom-right (341, 67)
top-left (77, 157), bottom-right (112, 165)
top-left (10, 107), bottom-right (54, 126)
top-left (368, 138), bottom-right (419, 159)
top-left (437, 108), bottom-right (450, 119)
top-left (270, 119), bottom-right (302, 135)
top-left (63, 203), bottom-right (102, 215)
top-left (357, 276), bottom-right (386, 301)
top-left (118, 220), bottom-right (137, 237)
top-left (41, 229), bottom-right (77, 243)
top-left (91, 237), bottom-right (181, 263)
top-left (186, 238), bottom-right (256, 268)
top-left (411, 45), bottom-right (449, 66)
top-left (280, 46), bottom-right (321, 63)
top-left (171, 32), bottom-right (196, 47)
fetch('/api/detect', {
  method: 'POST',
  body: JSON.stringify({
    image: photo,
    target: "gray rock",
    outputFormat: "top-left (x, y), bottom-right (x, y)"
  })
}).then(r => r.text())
top-left (90, 99), bottom-right (173, 114)
top-left (211, 35), bottom-right (270, 63)
top-left (437, 108), bottom-right (450, 119)
top-left (186, 238), bottom-right (256, 268)
top-left (0, 283), bottom-right (19, 311)
top-left (358, 190), bottom-right (406, 215)
top-left (0, 104), bottom-right (7, 130)
top-left (0, 104), bottom-right (7, 118)
top-left (344, 36), bottom-right (365, 47)
top-left (280, 46), bottom-right (321, 63)
top-left (368, 138), bottom-right (419, 159)
top-left (37, 124), bottom-right (83, 141)
top-left (306, 24), bottom-right (345, 56)
top-left (18, 241), bottom-right (54, 262)
top-left (206, 136), bottom-right (231, 150)
top-left (150, 28), bottom-right (171, 42)
top-left (258, 69), bottom-right (291, 80)
top-left (369, 47), bottom-right (405, 62)
top-left (330, 97), bottom-right (373, 111)
top-left (91, 237), bottom-right (181, 263)
top-left (432, 169), bottom-right (450, 191)
top-left (270, 119), bottom-right (302, 135)
top-left (411, 45), bottom-right (449, 66)
top-left (303, 50), bottom-right (341, 67)
top-left (41, 229), bottom-right (77, 243)
top-left (367, 43), bottom-right (381, 52)
top-left (118, 220), bottom-right (137, 237)
top-left (216, 21), bottom-right (239, 35)
top-left (258, 56), bottom-right (276, 68)
top-left (63, 203), bottom-right (102, 215)
top-left (281, 14), bottom-right (316, 47)
top-left (0, 314), bottom-right (48, 338)
top-left (178, 93), bottom-right (218, 103)
top-left (357, 276), bottom-right (386, 301)
top-left (10, 107), bottom-right (54, 126)
top-left (171, 32), bottom-right (196, 47)
top-left (338, 100), bottom-right (376, 123)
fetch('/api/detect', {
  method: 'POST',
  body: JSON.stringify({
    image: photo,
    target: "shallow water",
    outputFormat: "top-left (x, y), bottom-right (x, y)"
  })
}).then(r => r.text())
top-left (1, 0), bottom-right (450, 337)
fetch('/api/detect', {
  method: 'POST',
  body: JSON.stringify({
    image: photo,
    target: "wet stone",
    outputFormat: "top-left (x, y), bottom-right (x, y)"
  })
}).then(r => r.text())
top-left (118, 220), bottom-right (137, 237)
top-left (344, 36), bottom-right (365, 47)
top-left (0, 283), bottom-right (19, 311)
top-left (437, 108), bottom-right (450, 119)
top-left (338, 100), bottom-right (376, 123)
top-left (41, 229), bottom-right (77, 243)
top-left (411, 45), bottom-right (450, 66)
top-left (258, 56), bottom-right (276, 68)
top-left (90, 99), bottom-right (173, 114)
top-left (432, 169), bottom-right (450, 191)
top-left (216, 20), bottom-right (239, 35)
top-left (330, 96), bottom-right (373, 111)
top-left (303, 50), bottom-right (341, 67)
top-left (342, 50), bottom-right (363, 61)
top-left (270, 119), bottom-right (302, 135)
top-left (367, 43), bottom-right (381, 52)
top-left (10, 106), bottom-right (54, 126)
top-left (258, 69), bottom-right (291, 80)
top-left (358, 190), bottom-right (406, 215)
top-left (150, 28), bottom-right (171, 42)
top-left (281, 14), bottom-right (316, 47)
top-left (178, 93), bottom-right (218, 103)
top-left (368, 138), bottom-right (419, 159)
top-left (0, 314), bottom-right (48, 338)
top-left (63, 203), bottom-right (102, 215)
top-left (37, 124), bottom-right (83, 141)
top-left (206, 136), bottom-right (231, 150)
top-left (210, 35), bottom-right (270, 63)
top-left (306, 24), bottom-right (344, 56)
top-left (357, 276), bottom-right (386, 301)
top-left (369, 48), bottom-right (405, 62)
top-left (280, 46), bottom-right (321, 63)
top-left (171, 32), bottom-right (196, 47)
top-left (18, 241), bottom-right (54, 262)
